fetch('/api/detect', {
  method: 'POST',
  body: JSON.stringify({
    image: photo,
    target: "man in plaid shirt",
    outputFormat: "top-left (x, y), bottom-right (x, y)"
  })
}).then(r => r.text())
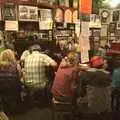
top-left (24, 44), bottom-right (57, 92)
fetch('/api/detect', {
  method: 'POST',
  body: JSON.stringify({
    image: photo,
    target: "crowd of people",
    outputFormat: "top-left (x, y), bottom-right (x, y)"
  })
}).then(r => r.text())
top-left (0, 38), bottom-right (119, 119)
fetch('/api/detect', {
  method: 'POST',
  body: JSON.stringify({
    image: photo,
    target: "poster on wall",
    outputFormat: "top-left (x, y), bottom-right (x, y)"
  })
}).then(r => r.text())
top-left (39, 9), bottom-right (53, 30)
top-left (89, 14), bottom-right (101, 28)
top-left (75, 19), bottom-right (80, 37)
top-left (80, 22), bottom-right (90, 63)
top-left (73, 10), bottom-right (78, 23)
top-left (19, 5), bottom-right (38, 21)
top-left (101, 24), bottom-right (108, 36)
top-left (5, 20), bottom-right (18, 31)
top-left (80, 0), bottom-right (92, 14)
top-left (55, 8), bottom-right (63, 22)
top-left (80, 35), bottom-right (90, 50)
top-left (39, 20), bottom-right (53, 30)
top-left (39, 9), bottom-right (52, 21)
top-left (4, 4), bottom-right (17, 20)
top-left (64, 9), bottom-right (72, 23)
top-left (81, 22), bottom-right (90, 36)
top-left (81, 48), bottom-right (89, 63)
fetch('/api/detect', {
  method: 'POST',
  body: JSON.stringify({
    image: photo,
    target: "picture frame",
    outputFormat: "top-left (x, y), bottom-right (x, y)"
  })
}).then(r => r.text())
top-left (116, 22), bottom-right (120, 30)
top-left (4, 3), bottom-right (17, 21)
top-left (19, 5), bottom-right (38, 21)
top-left (55, 8), bottom-right (64, 22)
top-left (39, 9), bottom-right (52, 21)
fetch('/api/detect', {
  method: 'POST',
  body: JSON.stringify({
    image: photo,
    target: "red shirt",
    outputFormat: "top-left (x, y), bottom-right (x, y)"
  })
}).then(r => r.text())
top-left (51, 65), bottom-right (78, 98)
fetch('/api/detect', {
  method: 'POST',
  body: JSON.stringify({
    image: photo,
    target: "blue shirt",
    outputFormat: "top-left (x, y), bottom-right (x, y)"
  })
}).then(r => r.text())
top-left (112, 68), bottom-right (120, 88)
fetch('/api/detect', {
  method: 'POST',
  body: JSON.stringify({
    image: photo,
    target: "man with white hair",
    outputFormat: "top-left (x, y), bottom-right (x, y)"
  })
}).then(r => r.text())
top-left (24, 44), bottom-right (57, 104)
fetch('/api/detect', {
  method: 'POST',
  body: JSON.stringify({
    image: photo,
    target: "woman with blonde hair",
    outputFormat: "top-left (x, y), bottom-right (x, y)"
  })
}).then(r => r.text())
top-left (0, 50), bottom-right (22, 113)
top-left (51, 52), bottom-right (79, 102)
top-left (0, 49), bottom-right (21, 75)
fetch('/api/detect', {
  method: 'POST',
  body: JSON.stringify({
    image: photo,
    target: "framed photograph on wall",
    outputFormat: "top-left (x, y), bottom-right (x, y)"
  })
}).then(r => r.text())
top-left (4, 4), bottom-right (17, 20)
top-left (55, 8), bottom-right (63, 22)
top-left (64, 9), bottom-right (72, 23)
top-left (39, 9), bottom-right (52, 21)
top-left (116, 22), bottom-right (120, 30)
top-left (19, 5), bottom-right (38, 21)
top-left (73, 10), bottom-right (78, 23)
top-left (109, 22), bottom-right (116, 33)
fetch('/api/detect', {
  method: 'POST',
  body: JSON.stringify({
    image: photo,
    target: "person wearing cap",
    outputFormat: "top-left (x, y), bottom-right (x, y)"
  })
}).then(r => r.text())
top-left (76, 56), bottom-right (111, 117)
top-left (24, 44), bottom-right (57, 104)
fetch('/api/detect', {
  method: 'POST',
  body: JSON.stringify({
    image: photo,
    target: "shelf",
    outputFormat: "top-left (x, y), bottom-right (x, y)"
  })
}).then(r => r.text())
top-left (54, 5), bottom-right (78, 11)
top-left (37, 3), bottom-right (78, 10)
top-left (37, 3), bottom-right (54, 9)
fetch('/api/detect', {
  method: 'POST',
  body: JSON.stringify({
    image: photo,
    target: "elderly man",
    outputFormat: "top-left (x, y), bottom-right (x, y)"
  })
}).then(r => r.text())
top-left (24, 44), bottom-right (57, 104)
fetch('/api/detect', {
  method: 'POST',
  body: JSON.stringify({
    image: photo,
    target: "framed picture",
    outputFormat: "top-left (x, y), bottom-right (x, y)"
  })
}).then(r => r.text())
top-left (19, 5), bottom-right (38, 21)
top-left (55, 8), bottom-right (63, 22)
top-left (4, 4), bottom-right (17, 20)
top-left (109, 22), bottom-right (116, 33)
top-left (39, 9), bottom-right (52, 21)
top-left (73, 10), bottom-right (78, 23)
top-left (101, 24), bottom-right (108, 36)
top-left (116, 22), bottom-right (120, 30)
top-left (64, 9), bottom-right (72, 23)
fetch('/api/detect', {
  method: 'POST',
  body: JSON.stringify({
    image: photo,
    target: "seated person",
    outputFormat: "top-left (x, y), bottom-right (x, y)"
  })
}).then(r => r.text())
top-left (77, 56), bottom-right (111, 114)
top-left (51, 52), bottom-right (79, 102)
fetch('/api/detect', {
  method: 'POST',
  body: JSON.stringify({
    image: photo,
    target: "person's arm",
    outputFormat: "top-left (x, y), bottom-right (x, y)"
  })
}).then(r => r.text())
top-left (16, 61), bottom-right (22, 78)
top-left (44, 54), bottom-right (57, 67)
top-left (76, 71), bottom-right (88, 97)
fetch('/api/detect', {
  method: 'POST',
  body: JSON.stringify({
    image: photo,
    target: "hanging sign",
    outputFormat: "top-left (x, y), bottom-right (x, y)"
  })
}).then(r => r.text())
top-left (80, 0), bottom-right (92, 14)
top-left (81, 48), bottom-right (89, 63)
